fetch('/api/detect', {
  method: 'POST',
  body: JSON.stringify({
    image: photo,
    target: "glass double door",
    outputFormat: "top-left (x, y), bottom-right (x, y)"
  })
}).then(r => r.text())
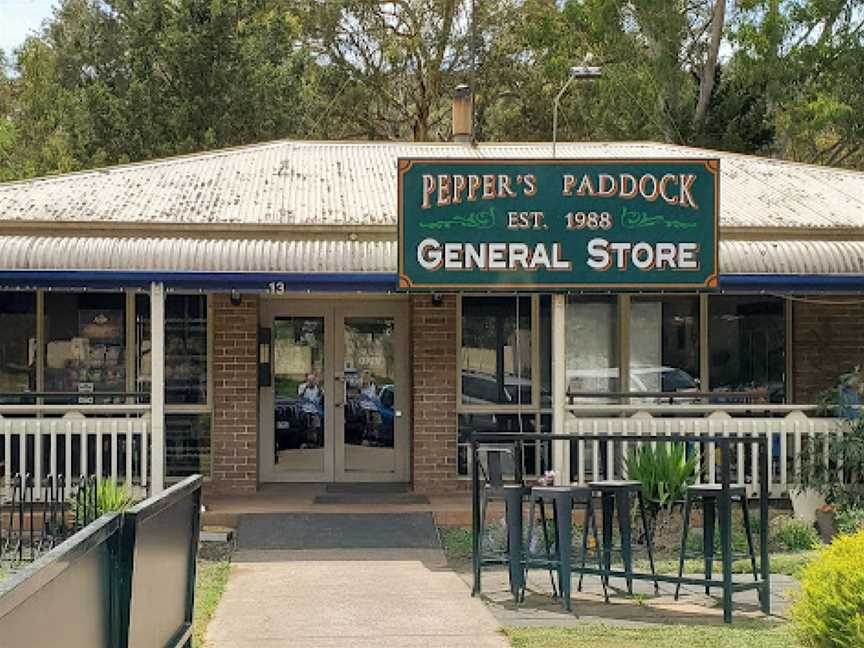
top-left (260, 299), bottom-right (410, 482)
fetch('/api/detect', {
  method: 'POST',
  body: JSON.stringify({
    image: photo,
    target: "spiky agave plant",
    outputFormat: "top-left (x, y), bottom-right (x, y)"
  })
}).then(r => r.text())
top-left (95, 479), bottom-right (136, 516)
top-left (625, 442), bottom-right (698, 515)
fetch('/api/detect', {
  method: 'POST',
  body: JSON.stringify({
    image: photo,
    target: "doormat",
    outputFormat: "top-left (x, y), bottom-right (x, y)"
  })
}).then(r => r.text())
top-left (236, 512), bottom-right (440, 549)
top-left (325, 482), bottom-right (410, 494)
top-left (313, 493), bottom-right (429, 505)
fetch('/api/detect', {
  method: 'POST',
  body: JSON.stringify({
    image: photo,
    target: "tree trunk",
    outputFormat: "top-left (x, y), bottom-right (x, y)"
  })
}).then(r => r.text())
top-left (693, 0), bottom-right (726, 131)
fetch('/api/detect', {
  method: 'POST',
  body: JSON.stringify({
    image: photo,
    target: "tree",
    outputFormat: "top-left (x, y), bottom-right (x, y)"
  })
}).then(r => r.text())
top-left (0, 0), bottom-right (317, 179)
top-left (732, 0), bottom-right (864, 169)
top-left (298, 0), bottom-right (477, 141)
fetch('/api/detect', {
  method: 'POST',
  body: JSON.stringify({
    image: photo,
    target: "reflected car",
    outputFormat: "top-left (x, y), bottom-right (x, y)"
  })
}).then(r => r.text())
top-left (566, 366), bottom-right (699, 402)
top-left (461, 370), bottom-right (535, 406)
top-left (342, 384), bottom-right (395, 446)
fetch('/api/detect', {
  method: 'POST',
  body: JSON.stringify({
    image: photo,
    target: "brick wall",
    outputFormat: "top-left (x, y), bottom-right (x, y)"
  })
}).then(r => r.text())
top-left (792, 299), bottom-right (864, 402)
top-left (210, 293), bottom-right (259, 494)
top-left (411, 294), bottom-right (462, 493)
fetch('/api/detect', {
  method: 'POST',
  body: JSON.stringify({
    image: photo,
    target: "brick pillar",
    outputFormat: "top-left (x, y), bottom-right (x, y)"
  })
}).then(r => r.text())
top-left (211, 293), bottom-right (259, 494)
top-left (411, 294), bottom-right (461, 493)
top-left (792, 299), bottom-right (864, 403)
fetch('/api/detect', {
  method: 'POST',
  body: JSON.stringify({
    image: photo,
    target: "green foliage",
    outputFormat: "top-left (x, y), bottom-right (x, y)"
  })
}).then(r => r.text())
top-left (834, 506), bottom-right (864, 536)
top-left (438, 526), bottom-right (473, 561)
top-left (1, 0), bottom-right (862, 178)
top-left (193, 543), bottom-right (233, 648)
top-left (800, 367), bottom-right (864, 508)
top-left (791, 531), bottom-right (864, 648)
top-left (775, 518), bottom-right (821, 552)
top-left (95, 479), bottom-right (136, 515)
top-left (625, 442), bottom-right (697, 512)
top-left (506, 622), bottom-right (800, 648)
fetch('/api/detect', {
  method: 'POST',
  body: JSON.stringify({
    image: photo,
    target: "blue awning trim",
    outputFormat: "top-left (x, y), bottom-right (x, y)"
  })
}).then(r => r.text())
top-left (0, 271), bottom-right (400, 291)
top-left (0, 270), bottom-right (863, 293)
top-left (717, 274), bottom-right (864, 293)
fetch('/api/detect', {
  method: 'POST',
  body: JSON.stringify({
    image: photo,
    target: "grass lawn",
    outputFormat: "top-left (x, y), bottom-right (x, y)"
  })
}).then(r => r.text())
top-left (505, 622), bottom-right (801, 648)
top-left (193, 541), bottom-right (233, 648)
top-left (637, 549), bottom-right (817, 579)
top-left (439, 526), bottom-right (818, 578)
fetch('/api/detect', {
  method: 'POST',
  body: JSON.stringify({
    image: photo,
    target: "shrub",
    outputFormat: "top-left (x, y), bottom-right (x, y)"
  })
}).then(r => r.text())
top-left (775, 517), bottom-right (821, 551)
top-left (625, 442), bottom-right (697, 513)
top-left (791, 530), bottom-right (864, 647)
top-left (834, 506), bottom-right (864, 536)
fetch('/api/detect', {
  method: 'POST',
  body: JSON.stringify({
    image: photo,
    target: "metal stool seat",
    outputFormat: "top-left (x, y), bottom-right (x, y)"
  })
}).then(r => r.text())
top-left (524, 485), bottom-right (607, 610)
top-left (675, 483), bottom-right (758, 600)
top-left (588, 480), bottom-right (659, 599)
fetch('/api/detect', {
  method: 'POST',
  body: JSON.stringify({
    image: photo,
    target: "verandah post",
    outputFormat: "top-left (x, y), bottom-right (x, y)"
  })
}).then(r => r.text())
top-left (471, 435), bottom-right (481, 595)
top-left (719, 436), bottom-right (733, 623)
top-left (551, 294), bottom-right (568, 484)
top-left (759, 433), bottom-right (771, 614)
top-left (150, 281), bottom-right (165, 494)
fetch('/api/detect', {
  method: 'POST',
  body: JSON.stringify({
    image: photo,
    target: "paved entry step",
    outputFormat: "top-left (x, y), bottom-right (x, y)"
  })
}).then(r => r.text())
top-left (236, 512), bottom-right (441, 550)
top-left (324, 482), bottom-right (411, 493)
top-left (313, 493), bottom-right (429, 505)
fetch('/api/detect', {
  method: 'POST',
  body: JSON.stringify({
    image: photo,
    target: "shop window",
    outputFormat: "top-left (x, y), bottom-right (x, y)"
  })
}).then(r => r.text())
top-left (458, 296), bottom-right (549, 477)
top-left (461, 296), bottom-right (532, 406)
top-left (44, 293), bottom-right (126, 404)
top-left (166, 413), bottom-right (211, 478)
top-left (457, 413), bottom-right (550, 476)
top-left (709, 296), bottom-right (785, 403)
top-left (137, 295), bottom-right (208, 404)
top-left (565, 296), bottom-right (619, 397)
top-left (630, 297), bottom-right (700, 396)
top-left (0, 292), bottom-right (36, 403)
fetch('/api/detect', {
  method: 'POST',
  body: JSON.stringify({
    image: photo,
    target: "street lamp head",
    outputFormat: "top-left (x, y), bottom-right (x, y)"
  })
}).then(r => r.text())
top-left (569, 65), bottom-right (602, 79)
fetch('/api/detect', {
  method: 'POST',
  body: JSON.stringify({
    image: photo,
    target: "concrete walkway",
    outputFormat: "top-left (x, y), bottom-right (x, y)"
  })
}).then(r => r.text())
top-left (204, 548), bottom-right (510, 648)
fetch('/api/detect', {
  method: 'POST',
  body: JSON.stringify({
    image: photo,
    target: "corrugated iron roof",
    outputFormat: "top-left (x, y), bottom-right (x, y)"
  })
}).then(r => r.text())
top-left (0, 235), bottom-right (862, 275)
top-left (0, 140), bottom-right (862, 230)
top-left (0, 236), bottom-right (397, 272)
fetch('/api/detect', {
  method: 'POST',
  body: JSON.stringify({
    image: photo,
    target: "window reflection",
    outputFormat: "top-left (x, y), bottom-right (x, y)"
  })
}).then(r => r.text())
top-left (461, 297), bottom-right (532, 406)
top-left (457, 413), bottom-right (549, 477)
top-left (0, 292), bottom-right (36, 403)
top-left (45, 293), bottom-right (126, 404)
top-left (137, 295), bottom-right (208, 404)
top-left (565, 296), bottom-right (619, 398)
top-left (630, 297), bottom-right (700, 397)
top-left (166, 413), bottom-right (211, 478)
top-left (343, 317), bottom-right (396, 451)
top-left (709, 296), bottom-right (785, 403)
top-left (274, 317), bottom-right (325, 470)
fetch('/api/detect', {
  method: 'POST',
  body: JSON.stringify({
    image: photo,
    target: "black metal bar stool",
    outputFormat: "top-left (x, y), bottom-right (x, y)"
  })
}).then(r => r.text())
top-left (478, 448), bottom-right (530, 598)
top-left (588, 480), bottom-right (659, 599)
top-left (675, 484), bottom-right (758, 600)
top-left (524, 485), bottom-right (607, 610)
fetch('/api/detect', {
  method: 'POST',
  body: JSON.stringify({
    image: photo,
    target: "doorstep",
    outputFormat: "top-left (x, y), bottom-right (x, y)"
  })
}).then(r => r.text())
top-left (201, 482), bottom-right (491, 528)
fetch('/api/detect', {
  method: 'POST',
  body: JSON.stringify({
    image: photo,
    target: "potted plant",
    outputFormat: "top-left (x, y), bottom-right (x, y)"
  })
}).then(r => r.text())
top-left (798, 367), bottom-right (864, 539)
top-left (625, 442), bottom-right (697, 544)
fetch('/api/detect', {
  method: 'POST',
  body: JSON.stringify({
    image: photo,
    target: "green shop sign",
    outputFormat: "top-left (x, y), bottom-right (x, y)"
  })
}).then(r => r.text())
top-left (397, 158), bottom-right (719, 291)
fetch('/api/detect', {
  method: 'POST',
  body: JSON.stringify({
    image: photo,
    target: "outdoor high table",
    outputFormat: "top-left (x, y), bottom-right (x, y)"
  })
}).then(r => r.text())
top-left (469, 430), bottom-right (772, 623)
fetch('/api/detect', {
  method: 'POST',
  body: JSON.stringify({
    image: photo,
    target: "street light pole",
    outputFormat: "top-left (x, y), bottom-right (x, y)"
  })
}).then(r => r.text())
top-left (552, 63), bottom-right (602, 158)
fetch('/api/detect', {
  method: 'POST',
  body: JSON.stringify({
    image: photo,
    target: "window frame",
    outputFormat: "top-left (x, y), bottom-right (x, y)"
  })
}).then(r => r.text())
top-left (456, 294), bottom-right (549, 476)
top-left (25, 288), bottom-right (214, 479)
top-left (133, 291), bottom-right (214, 414)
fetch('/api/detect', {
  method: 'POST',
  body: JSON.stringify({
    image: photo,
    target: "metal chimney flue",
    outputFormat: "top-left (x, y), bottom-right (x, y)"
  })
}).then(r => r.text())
top-left (452, 85), bottom-right (473, 143)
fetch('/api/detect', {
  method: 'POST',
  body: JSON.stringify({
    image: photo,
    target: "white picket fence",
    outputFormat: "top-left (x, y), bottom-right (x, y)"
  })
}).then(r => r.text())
top-left (0, 405), bottom-right (151, 499)
top-left (564, 410), bottom-right (844, 497)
